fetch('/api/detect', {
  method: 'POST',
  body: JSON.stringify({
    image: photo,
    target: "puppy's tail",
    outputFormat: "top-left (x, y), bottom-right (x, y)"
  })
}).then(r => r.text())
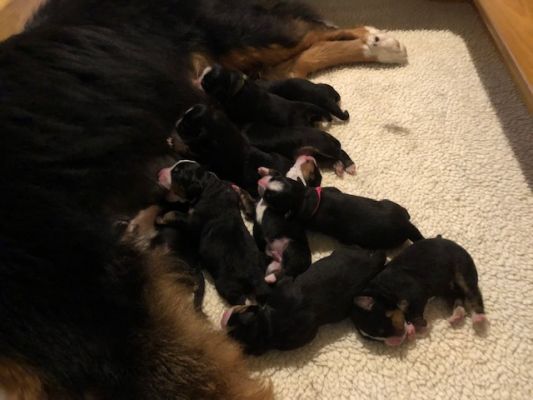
top-left (407, 222), bottom-right (424, 242)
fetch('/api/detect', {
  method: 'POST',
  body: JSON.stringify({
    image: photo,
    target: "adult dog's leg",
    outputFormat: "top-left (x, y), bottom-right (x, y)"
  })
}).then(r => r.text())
top-left (219, 24), bottom-right (359, 72)
top-left (221, 25), bottom-right (406, 78)
top-left (263, 27), bottom-right (407, 78)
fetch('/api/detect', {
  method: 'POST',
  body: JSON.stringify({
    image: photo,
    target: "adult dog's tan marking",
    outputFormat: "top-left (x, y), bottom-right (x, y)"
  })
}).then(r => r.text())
top-left (0, 0), bottom-right (48, 41)
top-left (0, 359), bottom-right (44, 400)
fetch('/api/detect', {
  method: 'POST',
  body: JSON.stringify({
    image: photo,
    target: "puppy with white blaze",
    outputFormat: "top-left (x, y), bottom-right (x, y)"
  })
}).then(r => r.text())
top-left (256, 170), bottom-right (424, 249)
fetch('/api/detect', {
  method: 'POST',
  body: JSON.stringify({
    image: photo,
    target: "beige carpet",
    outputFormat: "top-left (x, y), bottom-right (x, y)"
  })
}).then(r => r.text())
top-left (204, 1), bottom-right (533, 399)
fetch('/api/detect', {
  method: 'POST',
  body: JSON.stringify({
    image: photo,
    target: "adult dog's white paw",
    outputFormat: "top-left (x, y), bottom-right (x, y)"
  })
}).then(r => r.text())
top-left (363, 26), bottom-right (407, 64)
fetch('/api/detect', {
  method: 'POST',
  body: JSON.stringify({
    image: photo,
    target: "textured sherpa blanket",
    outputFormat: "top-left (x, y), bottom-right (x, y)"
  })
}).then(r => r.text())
top-left (203, 0), bottom-right (533, 399)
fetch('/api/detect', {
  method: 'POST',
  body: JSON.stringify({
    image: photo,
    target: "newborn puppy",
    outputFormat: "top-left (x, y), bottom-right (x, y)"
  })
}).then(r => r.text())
top-left (175, 104), bottom-right (293, 196)
top-left (158, 160), bottom-right (270, 305)
top-left (250, 157), bottom-right (321, 283)
top-left (243, 123), bottom-right (356, 176)
top-left (258, 78), bottom-right (349, 121)
top-left (200, 65), bottom-right (332, 126)
top-left (221, 247), bottom-right (386, 354)
top-left (258, 171), bottom-right (424, 249)
top-left (352, 236), bottom-right (487, 346)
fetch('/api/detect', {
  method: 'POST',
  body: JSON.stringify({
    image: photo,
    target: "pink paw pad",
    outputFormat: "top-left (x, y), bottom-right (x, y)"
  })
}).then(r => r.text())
top-left (405, 323), bottom-right (416, 341)
top-left (472, 313), bottom-right (488, 331)
top-left (345, 164), bottom-right (356, 175)
top-left (448, 306), bottom-right (466, 327)
top-left (333, 161), bottom-right (344, 177)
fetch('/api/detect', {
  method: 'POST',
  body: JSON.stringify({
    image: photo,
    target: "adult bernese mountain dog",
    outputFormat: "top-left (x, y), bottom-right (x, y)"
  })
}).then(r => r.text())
top-left (0, 0), bottom-right (406, 398)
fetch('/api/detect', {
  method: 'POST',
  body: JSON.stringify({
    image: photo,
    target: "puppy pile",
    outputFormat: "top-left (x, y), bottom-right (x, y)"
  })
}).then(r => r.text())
top-left (154, 65), bottom-right (487, 355)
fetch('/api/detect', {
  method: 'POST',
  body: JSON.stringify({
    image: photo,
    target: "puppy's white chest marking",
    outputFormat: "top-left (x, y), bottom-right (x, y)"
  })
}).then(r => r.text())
top-left (256, 199), bottom-right (267, 224)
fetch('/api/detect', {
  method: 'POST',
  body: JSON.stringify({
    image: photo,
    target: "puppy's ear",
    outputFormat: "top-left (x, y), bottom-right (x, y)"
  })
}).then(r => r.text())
top-left (354, 296), bottom-right (375, 311)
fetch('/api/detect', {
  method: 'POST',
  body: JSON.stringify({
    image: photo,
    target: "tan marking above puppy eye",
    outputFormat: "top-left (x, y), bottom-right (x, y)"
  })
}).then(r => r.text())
top-left (390, 310), bottom-right (406, 331)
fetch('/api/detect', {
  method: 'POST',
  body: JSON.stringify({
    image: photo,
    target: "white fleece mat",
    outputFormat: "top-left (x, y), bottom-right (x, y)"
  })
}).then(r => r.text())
top-left (203, 0), bottom-right (533, 399)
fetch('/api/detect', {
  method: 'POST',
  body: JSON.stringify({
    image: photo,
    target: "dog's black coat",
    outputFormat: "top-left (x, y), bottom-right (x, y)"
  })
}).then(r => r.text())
top-left (225, 247), bottom-right (386, 354)
top-left (0, 0), bottom-right (327, 396)
top-left (243, 123), bottom-right (355, 169)
top-left (351, 237), bottom-right (486, 341)
top-left (176, 104), bottom-right (293, 196)
top-left (253, 200), bottom-right (311, 281)
top-left (259, 173), bottom-right (424, 249)
top-left (161, 161), bottom-right (270, 305)
top-left (201, 65), bottom-right (332, 126)
top-left (258, 78), bottom-right (349, 120)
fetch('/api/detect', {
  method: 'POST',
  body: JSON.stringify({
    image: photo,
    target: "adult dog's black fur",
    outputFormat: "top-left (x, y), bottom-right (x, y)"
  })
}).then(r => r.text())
top-left (158, 161), bottom-right (270, 305)
top-left (222, 247), bottom-right (386, 354)
top-left (175, 104), bottom-right (293, 196)
top-left (258, 171), bottom-right (424, 249)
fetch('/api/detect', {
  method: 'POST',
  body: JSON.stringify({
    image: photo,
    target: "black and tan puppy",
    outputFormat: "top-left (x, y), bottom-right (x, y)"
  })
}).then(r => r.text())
top-left (252, 157), bottom-right (321, 283)
top-left (243, 123), bottom-right (356, 176)
top-left (221, 247), bottom-right (386, 354)
top-left (258, 78), bottom-right (349, 121)
top-left (200, 65), bottom-right (332, 126)
top-left (175, 104), bottom-right (293, 196)
top-left (158, 160), bottom-right (270, 305)
top-left (351, 236), bottom-right (488, 346)
top-left (257, 170), bottom-right (423, 249)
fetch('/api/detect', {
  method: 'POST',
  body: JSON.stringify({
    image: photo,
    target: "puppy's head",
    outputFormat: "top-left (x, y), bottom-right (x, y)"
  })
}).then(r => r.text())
top-left (221, 305), bottom-right (272, 355)
top-left (158, 160), bottom-right (206, 203)
top-left (351, 295), bottom-right (408, 346)
top-left (286, 155), bottom-right (322, 187)
top-left (200, 64), bottom-right (246, 102)
top-left (257, 168), bottom-right (306, 216)
top-left (175, 104), bottom-right (238, 153)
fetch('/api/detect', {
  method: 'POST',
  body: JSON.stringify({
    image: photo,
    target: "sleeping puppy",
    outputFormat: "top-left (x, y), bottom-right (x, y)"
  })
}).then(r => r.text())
top-left (157, 160), bottom-right (270, 305)
top-left (175, 104), bottom-right (293, 196)
top-left (200, 65), bottom-right (332, 126)
top-left (257, 170), bottom-right (424, 249)
top-left (243, 123), bottom-right (356, 176)
top-left (257, 78), bottom-right (349, 121)
top-left (249, 157), bottom-right (321, 283)
top-left (221, 246), bottom-right (386, 354)
top-left (351, 236), bottom-right (488, 346)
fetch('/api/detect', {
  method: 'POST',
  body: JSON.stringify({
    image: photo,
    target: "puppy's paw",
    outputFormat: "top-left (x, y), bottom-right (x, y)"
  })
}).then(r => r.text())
top-left (345, 163), bottom-right (356, 176)
top-left (333, 161), bottom-right (345, 177)
top-left (448, 306), bottom-right (466, 327)
top-left (472, 313), bottom-right (489, 333)
top-left (363, 27), bottom-right (407, 64)
top-left (405, 323), bottom-right (416, 341)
